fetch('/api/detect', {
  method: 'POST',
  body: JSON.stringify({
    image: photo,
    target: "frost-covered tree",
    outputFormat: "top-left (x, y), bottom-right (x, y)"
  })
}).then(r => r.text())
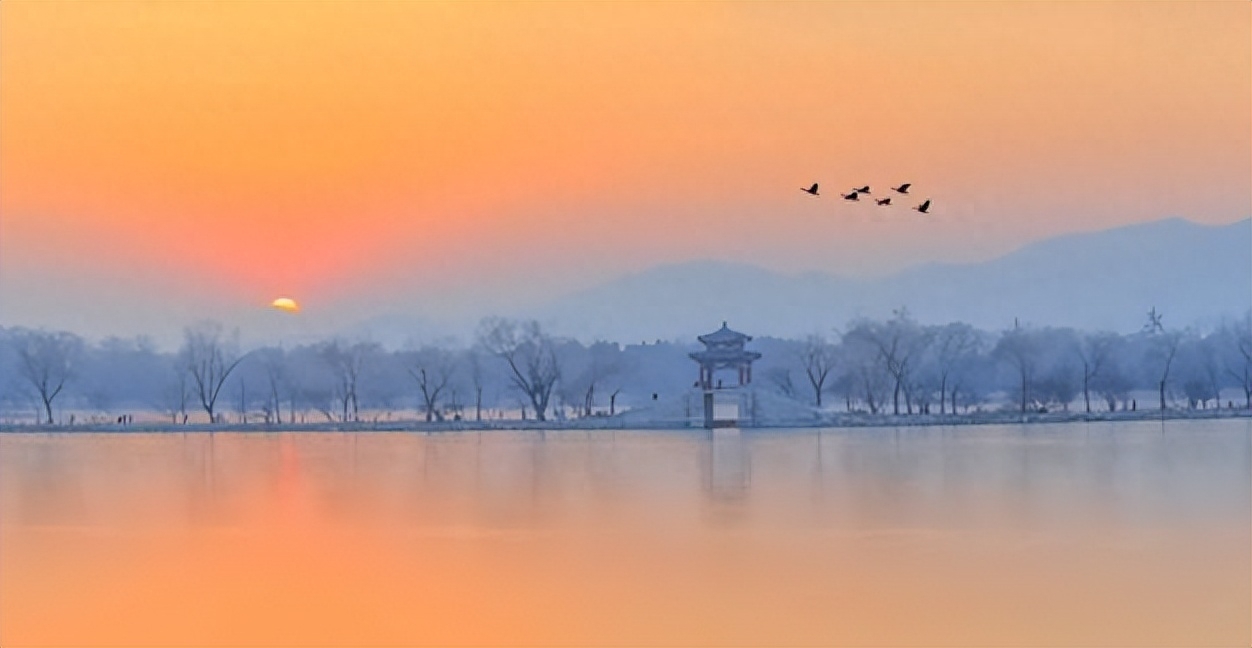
top-left (1220, 313), bottom-right (1252, 408)
top-left (928, 322), bottom-right (981, 415)
top-left (841, 329), bottom-right (891, 414)
top-left (13, 329), bottom-right (83, 424)
top-left (994, 325), bottom-right (1040, 414)
top-left (1035, 328), bottom-right (1082, 412)
top-left (845, 310), bottom-right (930, 415)
top-left (1078, 331), bottom-right (1119, 413)
top-left (1176, 331), bottom-right (1224, 409)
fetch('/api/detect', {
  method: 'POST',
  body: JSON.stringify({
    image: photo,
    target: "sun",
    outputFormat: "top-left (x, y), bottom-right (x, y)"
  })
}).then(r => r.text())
top-left (271, 297), bottom-right (300, 313)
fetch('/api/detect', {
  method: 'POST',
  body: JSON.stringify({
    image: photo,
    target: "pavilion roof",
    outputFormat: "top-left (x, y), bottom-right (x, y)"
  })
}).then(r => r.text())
top-left (688, 349), bottom-right (762, 363)
top-left (698, 321), bottom-right (752, 345)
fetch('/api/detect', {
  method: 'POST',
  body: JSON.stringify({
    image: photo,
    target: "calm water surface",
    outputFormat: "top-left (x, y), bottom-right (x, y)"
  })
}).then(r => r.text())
top-left (2, 420), bottom-right (1249, 646)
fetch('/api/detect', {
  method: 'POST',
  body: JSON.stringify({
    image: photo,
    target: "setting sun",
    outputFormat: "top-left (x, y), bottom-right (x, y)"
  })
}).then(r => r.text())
top-left (271, 297), bottom-right (300, 313)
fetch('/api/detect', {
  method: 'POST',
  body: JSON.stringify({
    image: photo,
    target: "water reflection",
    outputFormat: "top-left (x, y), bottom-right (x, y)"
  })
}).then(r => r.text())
top-left (1, 420), bottom-right (1249, 646)
top-left (702, 428), bottom-right (750, 505)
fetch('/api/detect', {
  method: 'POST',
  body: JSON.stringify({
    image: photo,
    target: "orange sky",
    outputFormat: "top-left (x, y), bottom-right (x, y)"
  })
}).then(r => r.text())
top-left (2, 1), bottom-right (1249, 339)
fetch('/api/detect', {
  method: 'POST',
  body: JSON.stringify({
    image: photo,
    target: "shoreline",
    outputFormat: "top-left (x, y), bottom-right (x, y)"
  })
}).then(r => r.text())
top-left (2, 407), bottom-right (1248, 434)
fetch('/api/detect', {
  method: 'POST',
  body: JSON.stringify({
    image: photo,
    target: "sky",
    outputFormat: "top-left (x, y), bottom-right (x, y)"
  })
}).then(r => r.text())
top-left (2, 1), bottom-right (1249, 347)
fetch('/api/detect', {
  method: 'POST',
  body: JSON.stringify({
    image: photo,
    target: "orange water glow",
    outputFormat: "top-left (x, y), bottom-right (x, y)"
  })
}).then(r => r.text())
top-left (2, 423), bottom-right (1248, 646)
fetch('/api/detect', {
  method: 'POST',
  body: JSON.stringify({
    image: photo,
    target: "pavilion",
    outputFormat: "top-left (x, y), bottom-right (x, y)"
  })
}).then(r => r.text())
top-left (688, 322), bottom-right (761, 428)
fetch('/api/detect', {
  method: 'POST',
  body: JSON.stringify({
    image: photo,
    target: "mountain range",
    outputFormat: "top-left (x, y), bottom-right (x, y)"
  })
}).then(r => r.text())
top-left (523, 217), bottom-right (1251, 342)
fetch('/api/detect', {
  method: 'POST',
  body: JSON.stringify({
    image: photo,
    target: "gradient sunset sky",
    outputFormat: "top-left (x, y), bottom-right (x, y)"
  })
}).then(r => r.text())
top-left (2, 1), bottom-right (1249, 345)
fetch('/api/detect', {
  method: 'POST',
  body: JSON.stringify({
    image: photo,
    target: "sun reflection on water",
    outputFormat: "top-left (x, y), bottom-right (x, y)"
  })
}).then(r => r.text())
top-left (1, 422), bottom-right (1248, 646)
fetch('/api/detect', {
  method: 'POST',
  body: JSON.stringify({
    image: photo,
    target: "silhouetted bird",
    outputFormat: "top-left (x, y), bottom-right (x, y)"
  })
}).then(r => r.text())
top-left (892, 183), bottom-right (911, 194)
top-left (913, 199), bottom-right (931, 214)
top-left (842, 191), bottom-right (860, 201)
top-left (854, 185), bottom-right (871, 194)
top-left (801, 183), bottom-right (820, 196)
top-left (876, 197), bottom-right (892, 206)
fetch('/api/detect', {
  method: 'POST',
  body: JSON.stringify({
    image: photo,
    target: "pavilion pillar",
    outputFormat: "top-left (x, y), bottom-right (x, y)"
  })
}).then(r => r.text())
top-left (703, 391), bottom-right (715, 429)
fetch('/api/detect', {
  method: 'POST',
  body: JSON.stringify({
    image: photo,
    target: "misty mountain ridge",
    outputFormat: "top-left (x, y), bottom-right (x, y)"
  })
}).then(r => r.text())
top-left (531, 217), bottom-right (1251, 343)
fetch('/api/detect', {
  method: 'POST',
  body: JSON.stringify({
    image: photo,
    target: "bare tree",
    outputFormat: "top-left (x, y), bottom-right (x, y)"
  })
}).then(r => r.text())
top-left (609, 386), bottom-right (623, 415)
top-left (845, 311), bottom-right (929, 415)
top-left (477, 317), bottom-right (561, 421)
top-left (1151, 333), bottom-right (1182, 411)
top-left (1221, 313), bottom-right (1251, 408)
top-left (403, 345), bottom-right (456, 422)
top-left (466, 349), bottom-right (487, 421)
top-left (841, 331), bottom-right (890, 414)
top-left (1078, 332), bottom-right (1118, 413)
top-left (158, 365), bottom-right (191, 425)
top-left (930, 322), bottom-right (980, 415)
top-left (180, 321), bottom-right (244, 423)
top-left (574, 341), bottom-right (621, 416)
top-left (994, 325), bottom-right (1040, 414)
top-left (799, 333), bottom-right (838, 408)
top-left (1037, 365), bottom-right (1080, 412)
top-left (256, 347), bottom-right (287, 424)
top-left (1093, 362), bottom-right (1132, 412)
top-left (318, 339), bottom-right (378, 422)
top-left (1175, 331), bottom-right (1225, 410)
top-left (14, 329), bottom-right (83, 424)
top-left (767, 367), bottom-right (799, 400)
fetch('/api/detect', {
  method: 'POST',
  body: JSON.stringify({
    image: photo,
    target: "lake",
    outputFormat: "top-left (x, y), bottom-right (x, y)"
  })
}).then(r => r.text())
top-left (2, 420), bottom-right (1248, 646)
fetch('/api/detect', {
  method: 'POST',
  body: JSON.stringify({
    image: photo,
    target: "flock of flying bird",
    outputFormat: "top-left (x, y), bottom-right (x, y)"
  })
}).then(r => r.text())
top-left (800, 182), bottom-right (931, 213)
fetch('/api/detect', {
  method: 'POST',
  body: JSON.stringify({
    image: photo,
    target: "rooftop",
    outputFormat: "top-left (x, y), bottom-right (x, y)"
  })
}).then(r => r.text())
top-left (698, 321), bottom-right (752, 346)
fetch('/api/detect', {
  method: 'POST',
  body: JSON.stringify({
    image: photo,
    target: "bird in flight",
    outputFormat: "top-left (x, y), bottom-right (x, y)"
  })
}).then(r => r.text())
top-left (876, 197), bottom-right (892, 206)
top-left (913, 199), bottom-right (931, 214)
top-left (854, 185), bottom-right (871, 194)
top-left (892, 183), bottom-right (911, 194)
top-left (842, 191), bottom-right (860, 201)
top-left (801, 183), bottom-right (820, 196)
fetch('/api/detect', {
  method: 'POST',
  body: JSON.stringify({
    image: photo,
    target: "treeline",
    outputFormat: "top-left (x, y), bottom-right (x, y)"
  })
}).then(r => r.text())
top-left (754, 309), bottom-right (1251, 417)
top-left (1, 310), bottom-right (1249, 426)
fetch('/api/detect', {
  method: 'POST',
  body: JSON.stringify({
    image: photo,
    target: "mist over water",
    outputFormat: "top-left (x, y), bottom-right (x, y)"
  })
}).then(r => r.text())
top-left (3, 420), bottom-right (1248, 646)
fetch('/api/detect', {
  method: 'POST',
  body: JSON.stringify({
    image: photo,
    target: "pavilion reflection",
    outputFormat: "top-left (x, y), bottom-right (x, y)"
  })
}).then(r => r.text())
top-left (701, 428), bottom-right (750, 506)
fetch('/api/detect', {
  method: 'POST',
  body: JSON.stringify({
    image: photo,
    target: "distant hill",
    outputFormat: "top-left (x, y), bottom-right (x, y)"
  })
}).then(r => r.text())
top-left (535, 218), bottom-right (1252, 341)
